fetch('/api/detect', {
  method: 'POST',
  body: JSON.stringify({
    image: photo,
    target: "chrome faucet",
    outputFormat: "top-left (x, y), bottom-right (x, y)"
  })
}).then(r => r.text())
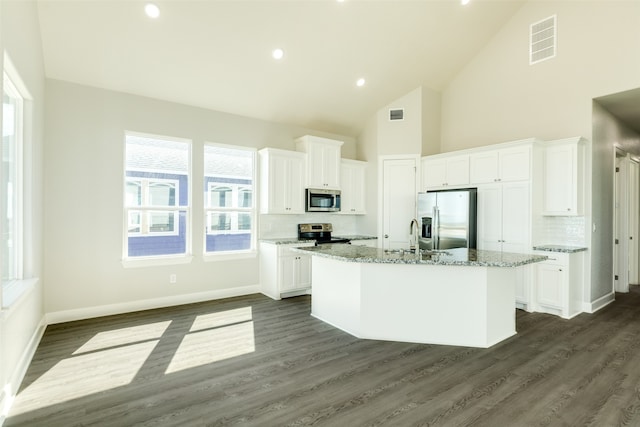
top-left (409, 218), bottom-right (420, 251)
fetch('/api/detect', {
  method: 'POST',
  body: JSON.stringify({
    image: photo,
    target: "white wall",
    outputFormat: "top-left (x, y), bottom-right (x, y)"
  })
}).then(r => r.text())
top-left (43, 80), bottom-right (357, 319)
top-left (1, 0), bottom-right (46, 418)
top-left (591, 102), bottom-right (640, 301)
top-left (441, 1), bottom-right (640, 151)
top-left (440, 1), bottom-right (640, 307)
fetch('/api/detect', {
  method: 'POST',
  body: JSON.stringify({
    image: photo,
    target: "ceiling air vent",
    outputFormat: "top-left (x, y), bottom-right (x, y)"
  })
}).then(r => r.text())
top-left (530, 15), bottom-right (556, 65)
top-left (389, 108), bottom-right (404, 121)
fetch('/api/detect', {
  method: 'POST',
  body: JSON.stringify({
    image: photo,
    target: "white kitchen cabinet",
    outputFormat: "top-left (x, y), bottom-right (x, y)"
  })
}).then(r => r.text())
top-left (542, 137), bottom-right (585, 216)
top-left (296, 135), bottom-right (343, 189)
top-left (477, 182), bottom-right (531, 253)
top-left (533, 250), bottom-right (584, 319)
top-left (259, 148), bottom-right (305, 214)
top-left (260, 242), bottom-right (315, 300)
top-left (340, 159), bottom-right (367, 214)
top-left (477, 182), bottom-right (533, 310)
top-left (421, 154), bottom-right (469, 190)
top-left (470, 145), bottom-right (531, 184)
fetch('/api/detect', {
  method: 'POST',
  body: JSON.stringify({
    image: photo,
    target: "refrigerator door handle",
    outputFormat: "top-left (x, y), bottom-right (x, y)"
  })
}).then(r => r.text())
top-left (433, 206), bottom-right (440, 250)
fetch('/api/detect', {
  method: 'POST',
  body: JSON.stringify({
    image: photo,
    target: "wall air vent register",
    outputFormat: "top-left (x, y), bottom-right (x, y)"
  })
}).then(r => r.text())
top-left (530, 15), bottom-right (557, 65)
top-left (389, 108), bottom-right (404, 121)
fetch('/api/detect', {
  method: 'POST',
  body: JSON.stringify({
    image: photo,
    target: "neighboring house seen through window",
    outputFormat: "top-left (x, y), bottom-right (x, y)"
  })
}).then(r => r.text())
top-left (124, 133), bottom-right (191, 258)
top-left (204, 144), bottom-right (256, 254)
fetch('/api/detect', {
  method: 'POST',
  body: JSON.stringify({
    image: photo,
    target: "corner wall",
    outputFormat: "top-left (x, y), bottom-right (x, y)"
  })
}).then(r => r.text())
top-left (440, 0), bottom-right (640, 308)
top-left (1, 0), bottom-right (46, 419)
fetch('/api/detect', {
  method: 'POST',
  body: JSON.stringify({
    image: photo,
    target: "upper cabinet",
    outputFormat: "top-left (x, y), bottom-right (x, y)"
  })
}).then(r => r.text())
top-left (296, 135), bottom-right (343, 190)
top-left (340, 159), bottom-right (367, 214)
top-left (259, 148), bottom-right (305, 214)
top-left (421, 154), bottom-right (470, 190)
top-left (470, 145), bottom-right (531, 184)
top-left (542, 137), bottom-right (585, 216)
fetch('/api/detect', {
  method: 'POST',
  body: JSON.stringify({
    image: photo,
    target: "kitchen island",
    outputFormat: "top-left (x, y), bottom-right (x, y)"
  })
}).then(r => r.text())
top-left (291, 245), bottom-right (547, 348)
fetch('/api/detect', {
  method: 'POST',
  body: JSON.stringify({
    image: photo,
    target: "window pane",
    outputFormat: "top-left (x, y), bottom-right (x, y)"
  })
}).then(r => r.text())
top-left (238, 188), bottom-right (252, 208)
top-left (238, 213), bottom-right (251, 230)
top-left (2, 74), bottom-right (22, 285)
top-left (209, 186), bottom-right (232, 208)
top-left (125, 133), bottom-right (190, 258)
top-left (149, 182), bottom-right (176, 206)
top-left (128, 211), bottom-right (141, 233)
top-left (209, 212), bottom-right (231, 232)
top-left (149, 211), bottom-right (176, 233)
top-left (126, 180), bottom-right (142, 206)
top-left (204, 144), bottom-right (255, 254)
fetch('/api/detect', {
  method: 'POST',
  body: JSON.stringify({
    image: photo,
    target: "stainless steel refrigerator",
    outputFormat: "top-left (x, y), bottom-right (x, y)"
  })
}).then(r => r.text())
top-left (418, 188), bottom-right (477, 250)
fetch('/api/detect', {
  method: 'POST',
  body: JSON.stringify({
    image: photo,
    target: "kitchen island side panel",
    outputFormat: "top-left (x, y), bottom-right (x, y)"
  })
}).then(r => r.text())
top-left (310, 256), bottom-right (363, 337)
top-left (359, 264), bottom-right (490, 347)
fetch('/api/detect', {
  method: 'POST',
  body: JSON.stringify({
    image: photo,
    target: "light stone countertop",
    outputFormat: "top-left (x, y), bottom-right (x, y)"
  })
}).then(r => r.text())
top-left (260, 235), bottom-right (377, 245)
top-left (532, 245), bottom-right (588, 253)
top-left (291, 245), bottom-right (547, 268)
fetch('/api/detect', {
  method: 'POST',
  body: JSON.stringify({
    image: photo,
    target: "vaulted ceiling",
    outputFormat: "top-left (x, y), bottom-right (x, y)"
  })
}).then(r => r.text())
top-left (36, 0), bottom-right (528, 136)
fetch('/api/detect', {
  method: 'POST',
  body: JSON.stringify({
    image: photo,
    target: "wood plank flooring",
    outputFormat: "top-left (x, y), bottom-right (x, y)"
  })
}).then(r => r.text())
top-left (6, 287), bottom-right (640, 426)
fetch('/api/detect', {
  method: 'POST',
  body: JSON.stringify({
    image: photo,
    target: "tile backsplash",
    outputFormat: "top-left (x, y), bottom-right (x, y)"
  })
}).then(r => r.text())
top-left (534, 215), bottom-right (586, 247)
top-left (260, 213), bottom-right (359, 239)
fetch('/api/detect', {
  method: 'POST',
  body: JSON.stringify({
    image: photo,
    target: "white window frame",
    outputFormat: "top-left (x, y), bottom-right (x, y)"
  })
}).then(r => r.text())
top-left (203, 142), bottom-right (256, 259)
top-left (1, 53), bottom-right (32, 307)
top-left (122, 131), bottom-right (192, 267)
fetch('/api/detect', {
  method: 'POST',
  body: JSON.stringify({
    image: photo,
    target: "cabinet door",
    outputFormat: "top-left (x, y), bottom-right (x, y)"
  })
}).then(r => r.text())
top-left (536, 263), bottom-right (564, 309)
top-left (322, 145), bottom-right (341, 189)
top-left (543, 144), bottom-right (576, 215)
top-left (287, 157), bottom-right (305, 213)
top-left (295, 254), bottom-right (312, 289)
top-left (279, 255), bottom-right (296, 292)
top-left (499, 146), bottom-right (530, 182)
top-left (422, 158), bottom-right (447, 189)
top-left (446, 156), bottom-right (470, 186)
top-left (477, 185), bottom-right (503, 251)
top-left (500, 182), bottom-right (530, 253)
top-left (470, 151), bottom-right (499, 184)
top-left (269, 155), bottom-right (291, 214)
top-left (341, 162), bottom-right (366, 214)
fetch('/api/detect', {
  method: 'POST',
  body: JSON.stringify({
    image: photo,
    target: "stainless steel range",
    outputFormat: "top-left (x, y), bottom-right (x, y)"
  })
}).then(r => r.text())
top-left (297, 223), bottom-right (351, 244)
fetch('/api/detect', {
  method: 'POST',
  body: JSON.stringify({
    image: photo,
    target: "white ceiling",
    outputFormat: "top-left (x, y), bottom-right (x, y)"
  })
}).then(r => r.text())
top-left (36, 0), bottom-right (527, 137)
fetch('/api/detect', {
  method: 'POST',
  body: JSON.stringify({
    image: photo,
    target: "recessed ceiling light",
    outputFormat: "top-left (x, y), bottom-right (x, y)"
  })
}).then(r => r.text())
top-left (461, 0), bottom-right (471, 5)
top-left (356, 78), bottom-right (366, 87)
top-left (272, 48), bottom-right (285, 60)
top-left (145, 3), bottom-right (160, 19)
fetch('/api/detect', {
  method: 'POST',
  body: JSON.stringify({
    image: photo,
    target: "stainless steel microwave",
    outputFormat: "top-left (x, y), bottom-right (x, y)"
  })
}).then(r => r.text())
top-left (305, 188), bottom-right (341, 212)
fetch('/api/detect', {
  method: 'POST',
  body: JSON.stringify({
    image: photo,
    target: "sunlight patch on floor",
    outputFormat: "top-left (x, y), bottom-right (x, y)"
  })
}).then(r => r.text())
top-left (166, 308), bottom-right (255, 374)
top-left (11, 341), bottom-right (158, 416)
top-left (190, 306), bottom-right (253, 332)
top-left (72, 321), bottom-right (171, 355)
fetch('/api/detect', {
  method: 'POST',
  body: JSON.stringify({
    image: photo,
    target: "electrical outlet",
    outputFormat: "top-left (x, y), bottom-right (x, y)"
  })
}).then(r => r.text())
top-left (169, 274), bottom-right (177, 284)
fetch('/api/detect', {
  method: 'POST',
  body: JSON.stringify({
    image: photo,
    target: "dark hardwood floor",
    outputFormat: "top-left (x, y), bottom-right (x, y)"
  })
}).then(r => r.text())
top-left (6, 287), bottom-right (640, 426)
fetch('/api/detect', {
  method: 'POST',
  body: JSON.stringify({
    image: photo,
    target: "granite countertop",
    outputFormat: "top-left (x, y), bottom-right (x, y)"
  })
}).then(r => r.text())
top-left (533, 245), bottom-right (588, 253)
top-left (260, 235), bottom-right (377, 245)
top-left (291, 245), bottom-right (547, 267)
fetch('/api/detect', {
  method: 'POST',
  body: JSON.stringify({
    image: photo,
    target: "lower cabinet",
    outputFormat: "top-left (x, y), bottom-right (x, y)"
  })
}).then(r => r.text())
top-left (533, 251), bottom-right (584, 319)
top-left (260, 242), bottom-right (314, 300)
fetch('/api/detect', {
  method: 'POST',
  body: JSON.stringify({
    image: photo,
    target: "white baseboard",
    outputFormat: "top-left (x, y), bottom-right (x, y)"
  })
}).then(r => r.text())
top-left (1, 316), bottom-right (47, 424)
top-left (45, 285), bottom-right (261, 324)
top-left (584, 291), bottom-right (615, 313)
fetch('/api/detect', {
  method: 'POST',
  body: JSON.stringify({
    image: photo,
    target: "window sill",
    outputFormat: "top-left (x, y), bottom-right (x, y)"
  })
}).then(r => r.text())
top-left (203, 251), bottom-right (257, 262)
top-left (121, 255), bottom-right (194, 269)
top-left (2, 278), bottom-right (39, 309)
